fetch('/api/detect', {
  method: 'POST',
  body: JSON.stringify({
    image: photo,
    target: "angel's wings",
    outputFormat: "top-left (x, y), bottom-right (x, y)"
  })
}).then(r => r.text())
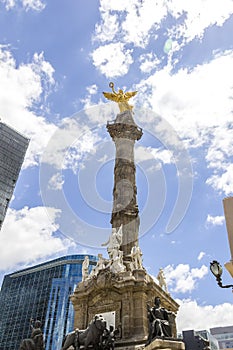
top-left (102, 91), bottom-right (118, 102)
top-left (124, 91), bottom-right (137, 99)
top-left (103, 90), bottom-right (137, 102)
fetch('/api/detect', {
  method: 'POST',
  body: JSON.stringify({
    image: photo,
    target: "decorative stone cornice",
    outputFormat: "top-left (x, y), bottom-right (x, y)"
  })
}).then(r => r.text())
top-left (107, 121), bottom-right (143, 141)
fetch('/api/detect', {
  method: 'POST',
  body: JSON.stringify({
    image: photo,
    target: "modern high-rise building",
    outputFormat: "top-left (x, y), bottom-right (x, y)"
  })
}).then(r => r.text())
top-left (210, 326), bottom-right (233, 350)
top-left (182, 329), bottom-right (219, 350)
top-left (0, 254), bottom-right (97, 350)
top-left (0, 121), bottom-right (29, 229)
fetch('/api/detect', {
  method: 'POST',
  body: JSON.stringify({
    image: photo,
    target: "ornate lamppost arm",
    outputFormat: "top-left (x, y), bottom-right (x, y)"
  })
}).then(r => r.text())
top-left (210, 260), bottom-right (233, 289)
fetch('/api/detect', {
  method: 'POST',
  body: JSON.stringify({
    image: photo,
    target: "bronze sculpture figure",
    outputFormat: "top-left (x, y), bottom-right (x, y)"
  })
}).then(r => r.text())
top-left (103, 82), bottom-right (137, 112)
top-left (147, 297), bottom-right (172, 345)
top-left (19, 319), bottom-right (45, 350)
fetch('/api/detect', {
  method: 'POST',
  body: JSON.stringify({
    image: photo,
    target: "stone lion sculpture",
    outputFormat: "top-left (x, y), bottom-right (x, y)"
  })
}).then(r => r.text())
top-left (61, 316), bottom-right (106, 350)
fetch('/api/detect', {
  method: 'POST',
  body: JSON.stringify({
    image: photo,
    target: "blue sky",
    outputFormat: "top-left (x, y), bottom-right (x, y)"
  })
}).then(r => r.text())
top-left (1, 0), bottom-right (233, 332)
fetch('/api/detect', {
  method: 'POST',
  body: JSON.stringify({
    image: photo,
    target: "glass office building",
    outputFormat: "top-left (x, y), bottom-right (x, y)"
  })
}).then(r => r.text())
top-left (0, 121), bottom-right (29, 229)
top-left (0, 254), bottom-right (97, 350)
top-left (196, 330), bottom-right (219, 350)
top-left (183, 330), bottom-right (219, 350)
top-left (210, 326), bottom-right (233, 350)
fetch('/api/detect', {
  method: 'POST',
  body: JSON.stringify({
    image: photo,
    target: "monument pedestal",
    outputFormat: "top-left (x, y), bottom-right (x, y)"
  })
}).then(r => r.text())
top-left (71, 269), bottom-right (179, 347)
top-left (145, 338), bottom-right (185, 350)
top-left (114, 338), bottom-right (185, 350)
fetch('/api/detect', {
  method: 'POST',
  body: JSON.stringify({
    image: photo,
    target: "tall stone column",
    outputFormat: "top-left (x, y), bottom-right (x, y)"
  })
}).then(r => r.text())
top-left (71, 106), bottom-right (181, 349)
top-left (107, 110), bottom-right (143, 257)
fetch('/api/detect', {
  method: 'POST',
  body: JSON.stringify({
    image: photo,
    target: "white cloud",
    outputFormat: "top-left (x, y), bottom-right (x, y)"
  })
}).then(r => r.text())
top-left (205, 124), bottom-right (233, 194)
top-left (0, 207), bottom-right (74, 270)
top-left (0, 0), bottom-right (15, 10)
top-left (98, 0), bottom-right (128, 13)
top-left (92, 0), bottom-right (233, 199)
top-left (197, 252), bottom-right (206, 261)
top-left (0, 47), bottom-right (57, 168)
top-left (22, 0), bottom-right (45, 11)
top-left (86, 84), bottom-right (98, 95)
top-left (94, 0), bottom-right (233, 52)
top-left (30, 52), bottom-right (54, 86)
top-left (164, 264), bottom-right (208, 293)
top-left (138, 52), bottom-right (233, 137)
top-left (206, 214), bottom-right (225, 226)
top-left (136, 51), bottom-right (233, 195)
top-left (135, 145), bottom-right (173, 165)
top-left (0, 0), bottom-right (45, 11)
top-left (121, 0), bottom-right (167, 48)
top-left (48, 173), bottom-right (64, 191)
top-left (63, 130), bottom-right (97, 174)
top-left (41, 117), bottom-right (99, 173)
top-left (94, 12), bottom-right (119, 43)
top-left (92, 0), bottom-right (233, 200)
top-left (151, 148), bottom-right (173, 164)
top-left (139, 53), bottom-right (161, 74)
top-left (167, 0), bottom-right (233, 44)
top-left (94, 0), bottom-right (167, 48)
top-left (91, 43), bottom-right (133, 78)
top-left (206, 164), bottom-right (233, 195)
top-left (176, 299), bottom-right (233, 332)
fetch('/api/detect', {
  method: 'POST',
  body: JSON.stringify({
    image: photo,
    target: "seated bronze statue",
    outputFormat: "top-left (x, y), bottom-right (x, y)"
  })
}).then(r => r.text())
top-left (19, 320), bottom-right (45, 350)
top-left (147, 297), bottom-right (172, 345)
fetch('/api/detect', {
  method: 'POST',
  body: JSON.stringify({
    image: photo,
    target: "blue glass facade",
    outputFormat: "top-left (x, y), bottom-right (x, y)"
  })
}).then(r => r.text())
top-left (0, 254), bottom-right (97, 350)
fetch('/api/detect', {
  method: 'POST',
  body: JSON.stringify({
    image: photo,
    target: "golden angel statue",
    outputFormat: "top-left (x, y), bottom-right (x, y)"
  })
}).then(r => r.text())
top-left (103, 82), bottom-right (137, 112)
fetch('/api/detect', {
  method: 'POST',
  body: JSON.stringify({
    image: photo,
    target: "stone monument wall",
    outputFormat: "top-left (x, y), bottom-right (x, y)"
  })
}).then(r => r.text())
top-left (71, 269), bottom-right (179, 347)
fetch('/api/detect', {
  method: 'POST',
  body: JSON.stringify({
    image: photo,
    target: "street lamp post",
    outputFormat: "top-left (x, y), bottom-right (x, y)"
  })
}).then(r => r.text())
top-left (210, 260), bottom-right (233, 289)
